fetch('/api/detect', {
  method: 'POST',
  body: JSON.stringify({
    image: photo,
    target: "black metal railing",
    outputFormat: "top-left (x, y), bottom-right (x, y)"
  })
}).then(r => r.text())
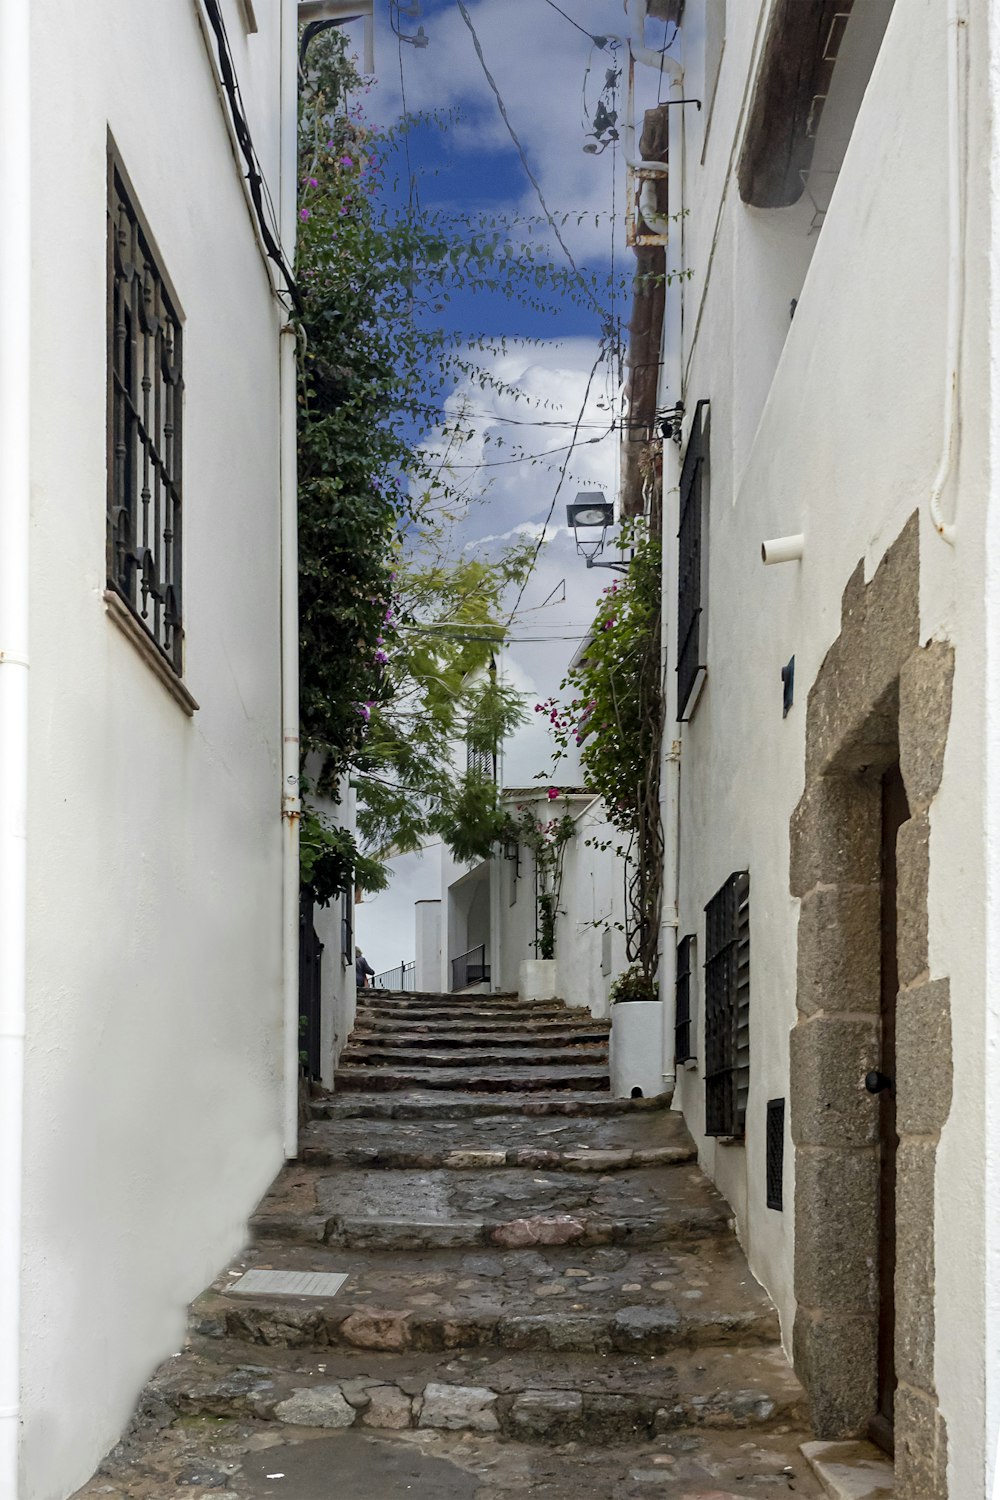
top-left (704, 870), bottom-right (750, 1138)
top-left (451, 944), bottom-right (490, 992)
top-left (372, 960), bottom-right (415, 992)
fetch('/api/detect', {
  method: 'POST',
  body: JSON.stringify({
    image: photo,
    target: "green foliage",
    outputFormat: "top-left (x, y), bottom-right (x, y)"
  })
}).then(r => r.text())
top-left (300, 806), bottom-right (388, 907)
top-left (540, 527), bottom-right (664, 978)
top-left (609, 964), bottom-right (659, 1004)
top-left (297, 32), bottom-right (602, 883)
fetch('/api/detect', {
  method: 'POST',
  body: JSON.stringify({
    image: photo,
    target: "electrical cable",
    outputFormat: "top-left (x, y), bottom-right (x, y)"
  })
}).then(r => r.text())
top-left (542, 0), bottom-right (608, 45)
top-left (201, 0), bottom-right (302, 312)
top-left (455, 0), bottom-right (608, 324)
top-left (420, 427), bottom-right (613, 469)
top-left (505, 340), bottom-right (608, 625)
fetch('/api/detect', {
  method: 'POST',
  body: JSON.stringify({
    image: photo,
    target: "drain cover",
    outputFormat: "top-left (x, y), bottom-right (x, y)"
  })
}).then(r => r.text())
top-left (228, 1269), bottom-right (349, 1298)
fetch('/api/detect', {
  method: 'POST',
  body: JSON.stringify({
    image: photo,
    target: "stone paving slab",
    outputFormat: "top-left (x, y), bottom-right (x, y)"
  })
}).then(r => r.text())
top-left (312, 1090), bottom-right (674, 1120)
top-left (299, 1109), bottom-right (696, 1171)
top-left (191, 1239), bottom-right (778, 1354)
top-left (250, 1161), bottom-right (727, 1250)
top-left (149, 1334), bottom-right (809, 1440)
top-left (333, 1064), bottom-right (612, 1093)
top-left (71, 1417), bottom-right (824, 1499)
top-left (353, 1022), bottom-right (611, 1043)
top-left (340, 1045), bottom-right (610, 1068)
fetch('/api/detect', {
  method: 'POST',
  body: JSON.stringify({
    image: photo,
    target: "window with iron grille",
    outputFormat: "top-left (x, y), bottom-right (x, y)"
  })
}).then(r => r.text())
top-left (677, 399), bottom-right (710, 719)
top-left (107, 146), bottom-right (185, 673)
top-left (675, 933), bottom-right (696, 1064)
top-left (704, 870), bottom-right (750, 1137)
top-left (466, 740), bottom-right (496, 781)
top-left (766, 1098), bottom-right (785, 1210)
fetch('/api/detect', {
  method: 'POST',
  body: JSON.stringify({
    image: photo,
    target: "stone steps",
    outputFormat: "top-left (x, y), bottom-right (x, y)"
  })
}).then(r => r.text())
top-left (298, 1112), bottom-right (696, 1172)
top-left (333, 1064), bottom-right (611, 1094)
top-left (339, 1044), bottom-right (609, 1069)
top-left (352, 1021), bottom-right (611, 1042)
top-left (191, 1240), bottom-right (780, 1357)
top-left (148, 1336), bottom-right (808, 1444)
top-left (70, 987), bottom-right (821, 1499)
top-left (310, 1089), bottom-right (672, 1120)
top-left (249, 1159), bottom-right (730, 1251)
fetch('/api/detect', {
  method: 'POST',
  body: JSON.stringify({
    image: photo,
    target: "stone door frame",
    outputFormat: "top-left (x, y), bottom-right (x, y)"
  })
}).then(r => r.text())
top-left (788, 514), bottom-right (953, 1498)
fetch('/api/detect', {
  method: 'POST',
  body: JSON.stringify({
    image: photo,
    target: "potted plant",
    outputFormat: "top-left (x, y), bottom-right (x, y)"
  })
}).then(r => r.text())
top-left (608, 965), bottom-right (665, 1099)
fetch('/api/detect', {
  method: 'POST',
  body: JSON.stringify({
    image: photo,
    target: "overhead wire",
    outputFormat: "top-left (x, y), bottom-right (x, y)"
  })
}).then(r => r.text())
top-left (505, 340), bottom-right (608, 625)
top-left (542, 0), bottom-right (607, 45)
top-left (455, 0), bottom-right (609, 323)
top-left (201, 0), bottom-right (301, 312)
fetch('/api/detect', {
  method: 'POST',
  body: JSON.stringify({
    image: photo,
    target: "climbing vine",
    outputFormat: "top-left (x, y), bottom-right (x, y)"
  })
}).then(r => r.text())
top-left (539, 526), bottom-right (664, 980)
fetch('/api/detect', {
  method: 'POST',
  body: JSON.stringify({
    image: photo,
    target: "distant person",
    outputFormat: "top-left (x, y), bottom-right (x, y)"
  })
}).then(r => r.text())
top-left (355, 946), bottom-right (375, 989)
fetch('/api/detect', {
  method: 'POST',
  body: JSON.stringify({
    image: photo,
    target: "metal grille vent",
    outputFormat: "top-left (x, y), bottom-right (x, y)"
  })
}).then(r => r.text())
top-left (677, 399), bottom-right (710, 719)
top-left (675, 933), bottom-right (695, 1064)
top-left (704, 870), bottom-right (750, 1137)
top-left (766, 1098), bottom-right (785, 1211)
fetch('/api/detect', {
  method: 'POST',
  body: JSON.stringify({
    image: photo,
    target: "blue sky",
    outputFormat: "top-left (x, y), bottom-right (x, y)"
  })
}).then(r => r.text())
top-left (338, 0), bottom-right (656, 968)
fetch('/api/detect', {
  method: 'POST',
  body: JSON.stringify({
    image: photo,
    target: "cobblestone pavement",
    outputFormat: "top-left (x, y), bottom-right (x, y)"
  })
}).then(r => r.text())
top-left (73, 990), bottom-right (822, 1499)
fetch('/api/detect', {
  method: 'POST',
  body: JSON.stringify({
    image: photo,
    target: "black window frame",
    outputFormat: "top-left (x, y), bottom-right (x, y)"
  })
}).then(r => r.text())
top-left (677, 399), bottom-right (710, 720)
top-left (675, 932), bottom-right (696, 1065)
top-left (704, 870), bottom-right (750, 1138)
top-left (107, 140), bottom-right (185, 675)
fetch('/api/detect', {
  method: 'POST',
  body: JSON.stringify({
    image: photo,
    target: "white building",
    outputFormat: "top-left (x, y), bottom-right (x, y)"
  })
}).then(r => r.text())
top-left (417, 780), bottom-right (628, 1017)
top-left (626, 0), bottom-right (999, 1493)
top-left (0, 3), bottom-right (312, 1496)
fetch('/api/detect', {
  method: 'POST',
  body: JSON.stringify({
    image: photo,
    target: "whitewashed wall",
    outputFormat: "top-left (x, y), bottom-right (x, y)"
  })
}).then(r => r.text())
top-left (665, 2), bottom-right (993, 1492)
top-left (21, 4), bottom-right (291, 1497)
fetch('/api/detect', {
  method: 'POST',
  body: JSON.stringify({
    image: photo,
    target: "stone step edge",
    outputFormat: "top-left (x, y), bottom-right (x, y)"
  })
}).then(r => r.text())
top-left (338, 1049), bottom-right (610, 1067)
top-left (309, 1091), bottom-right (673, 1120)
top-left (350, 1025), bottom-right (612, 1039)
top-left (249, 1203), bottom-right (731, 1252)
top-left (299, 1142), bottom-right (696, 1173)
top-left (154, 1346), bottom-right (805, 1444)
top-left (332, 1071), bottom-right (611, 1094)
top-left (191, 1291), bottom-right (779, 1358)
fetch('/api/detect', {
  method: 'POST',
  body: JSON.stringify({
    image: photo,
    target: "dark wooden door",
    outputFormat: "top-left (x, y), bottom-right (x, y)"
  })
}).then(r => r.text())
top-left (871, 762), bottom-right (909, 1453)
top-left (299, 893), bottom-right (324, 1083)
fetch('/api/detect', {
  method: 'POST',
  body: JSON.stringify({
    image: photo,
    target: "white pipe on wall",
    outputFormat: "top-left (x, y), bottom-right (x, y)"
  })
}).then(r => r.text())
top-left (280, 0), bottom-right (302, 1159)
top-left (929, 0), bottom-right (968, 547)
top-left (761, 533), bottom-right (805, 565)
top-left (0, 0), bottom-right (30, 1490)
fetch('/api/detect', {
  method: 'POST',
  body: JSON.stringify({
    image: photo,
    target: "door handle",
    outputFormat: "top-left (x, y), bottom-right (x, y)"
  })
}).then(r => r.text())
top-left (865, 1070), bottom-right (894, 1095)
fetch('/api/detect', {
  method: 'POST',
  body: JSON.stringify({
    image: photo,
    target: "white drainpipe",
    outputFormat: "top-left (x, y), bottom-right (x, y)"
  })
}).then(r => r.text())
top-left (280, 0), bottom-right (302, 1159)
top-left (0, 0), bottom-right (30, 1489)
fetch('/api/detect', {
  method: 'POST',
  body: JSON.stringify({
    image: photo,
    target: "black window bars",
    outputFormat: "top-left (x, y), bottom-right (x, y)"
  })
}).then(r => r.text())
top-left (704, 870), bottom-right (750, 1138)
top-left (677, 399), bottom-right (710, 719)
top-left (107, 145), bottom-right (185, 673)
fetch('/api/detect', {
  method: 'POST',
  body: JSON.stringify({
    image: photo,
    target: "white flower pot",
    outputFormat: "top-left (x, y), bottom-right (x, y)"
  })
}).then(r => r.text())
top-left (519, 958), bottom-right (558, 1002)
top-left (609, 1000), bottom-right (665, 1099)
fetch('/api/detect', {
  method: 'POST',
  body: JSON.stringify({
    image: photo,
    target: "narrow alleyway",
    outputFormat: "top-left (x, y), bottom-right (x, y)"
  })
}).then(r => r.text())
top-left (74, 990), bottom-right (825, 1499)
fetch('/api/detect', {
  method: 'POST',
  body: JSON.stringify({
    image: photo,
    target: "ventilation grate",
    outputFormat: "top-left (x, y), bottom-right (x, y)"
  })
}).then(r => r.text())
top-left (766, 1098), bottom-right (785, 1211)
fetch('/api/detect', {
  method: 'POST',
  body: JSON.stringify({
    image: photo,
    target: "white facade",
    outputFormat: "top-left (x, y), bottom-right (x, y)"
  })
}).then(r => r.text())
top-left (7, 5), bottom-right (297, 1497)
top-left (642, 0), bottom-right (999, 1493)
top-left (429, 788), bottom-right (628, 1014)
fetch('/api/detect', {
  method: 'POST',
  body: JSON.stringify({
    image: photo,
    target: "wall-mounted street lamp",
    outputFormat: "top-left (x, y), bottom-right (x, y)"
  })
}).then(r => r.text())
top-left (566, 492), bottom-right (630, 573)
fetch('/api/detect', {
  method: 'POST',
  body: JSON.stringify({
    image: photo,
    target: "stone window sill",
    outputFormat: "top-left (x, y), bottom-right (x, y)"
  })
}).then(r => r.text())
top-left (103, 589), bottom-right (199, 717)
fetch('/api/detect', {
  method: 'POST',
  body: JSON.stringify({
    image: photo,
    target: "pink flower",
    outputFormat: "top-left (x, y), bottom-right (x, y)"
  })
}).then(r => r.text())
top-left (375, 648), bottom-right (389, 665)
top-left (547, 787), bottom-right (559, 801)
top-left (299, 208), bottom-right (311, 222)
top-left (308, 176), bottom-right (318, 188)
top-left (340, 155), bottom-right (354, 168)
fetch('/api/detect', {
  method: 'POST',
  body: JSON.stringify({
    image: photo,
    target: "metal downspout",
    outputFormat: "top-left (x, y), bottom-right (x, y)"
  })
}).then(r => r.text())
top-left (0, 0), bottom-right (30, 1490)
top-left (280, 0), bottom-right (302, 1159)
